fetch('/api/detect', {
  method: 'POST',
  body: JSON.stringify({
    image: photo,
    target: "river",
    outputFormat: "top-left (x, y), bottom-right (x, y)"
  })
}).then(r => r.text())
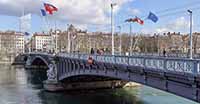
top-left (0, 64), bottom-right (198, 104)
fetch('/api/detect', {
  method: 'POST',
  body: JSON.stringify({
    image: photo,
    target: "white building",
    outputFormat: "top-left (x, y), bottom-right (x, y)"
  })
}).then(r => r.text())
top-left (15, 32), bottom-right (25, 53)
top-left (31, 33), bottom-right (52, 52)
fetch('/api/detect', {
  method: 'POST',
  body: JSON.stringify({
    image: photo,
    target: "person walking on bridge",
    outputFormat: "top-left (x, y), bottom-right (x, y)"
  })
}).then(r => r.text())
top-left (90, 48), bottom-right (94, 54)
top-left (163, 49), bottom-right (166, 57)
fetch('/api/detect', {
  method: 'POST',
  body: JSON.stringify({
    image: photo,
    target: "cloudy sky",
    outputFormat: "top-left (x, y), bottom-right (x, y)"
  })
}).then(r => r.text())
top-left (1, 0), bottom-right (200, 34)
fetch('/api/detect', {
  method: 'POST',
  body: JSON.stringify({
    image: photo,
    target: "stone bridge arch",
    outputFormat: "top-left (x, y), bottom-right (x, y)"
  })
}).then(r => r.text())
top-left (25, 54), bottom-right (55, 70)
top-left (30, 56), bottom-right (50, 67)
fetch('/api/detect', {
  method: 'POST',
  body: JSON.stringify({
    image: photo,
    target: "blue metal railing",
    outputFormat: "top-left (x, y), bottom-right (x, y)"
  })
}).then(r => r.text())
top-left (58, 53), bottom-right (200, 74)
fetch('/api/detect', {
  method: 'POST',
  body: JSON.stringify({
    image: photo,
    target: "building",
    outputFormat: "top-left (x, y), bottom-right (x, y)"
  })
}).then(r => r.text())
top-left (25, 38), bottom-right (32, 53)
top-left (0, 31), bottom-right (25, 54)
top-left (31, 33), bottom-right (52, 52)
top-left (15, 32), bottom-right (25, 53)
top-left (0, 31), bottom-right (15, 53)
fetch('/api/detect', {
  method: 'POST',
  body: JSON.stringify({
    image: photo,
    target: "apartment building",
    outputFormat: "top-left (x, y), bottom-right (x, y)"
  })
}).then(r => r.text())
top-left (31, 33), bottom-right (52, 52)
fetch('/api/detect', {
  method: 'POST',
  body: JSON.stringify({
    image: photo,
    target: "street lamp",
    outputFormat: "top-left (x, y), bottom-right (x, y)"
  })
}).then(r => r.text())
top-left (111, 3), bottom-right (117, 55)
top-left (187, 10), bottom-right (193, 59)
top-left (117, 26), bottom-right (122, 55)
top-left (67, 24), bottom-right (71, 53)
top-left (55, 30), bottom-right (60, 54)
top-left (125, 18), bottom-right (133, 55)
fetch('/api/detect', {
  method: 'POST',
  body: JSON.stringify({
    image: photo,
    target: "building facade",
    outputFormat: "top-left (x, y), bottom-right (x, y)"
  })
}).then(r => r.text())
top-left (15, 32), bottom-right (25, 53)
top-left (0, 31), bottom-right (25, 54)
top-left (31, 33), bottom-right (52, 52)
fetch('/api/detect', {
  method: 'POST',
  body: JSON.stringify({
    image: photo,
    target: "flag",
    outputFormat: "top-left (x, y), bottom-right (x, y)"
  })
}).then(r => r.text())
top-left (125, 18), bottom-right (133, 22)
top-left (24, 32), bottom-right (30, 36)
top-left (44, 3), bottom-right (58, 15)
top-left (133, 17), bottom-right (144, 25)
top-left (41, 9), bottom-right (47, 16)
top-left (125, 17), bottom-right (144, 25)
top-left (147, 12), bottom-right (158, 23)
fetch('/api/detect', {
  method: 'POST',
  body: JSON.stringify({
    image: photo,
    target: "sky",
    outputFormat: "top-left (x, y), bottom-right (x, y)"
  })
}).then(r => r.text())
top-left (1, 0), bottom-right (200, 34)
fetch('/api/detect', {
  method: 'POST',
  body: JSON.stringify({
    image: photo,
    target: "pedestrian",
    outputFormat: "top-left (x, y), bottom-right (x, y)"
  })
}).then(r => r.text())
top-left (97, 49), bottom-right (100, 55)
top-left (100, 49), bottom-right (104, 55)
top-left (163, 49), bottom-right (166, 57)
top-left (90, 48), bottom-right (94, 54)
top-left (88, 56), bottom-right (93, 64)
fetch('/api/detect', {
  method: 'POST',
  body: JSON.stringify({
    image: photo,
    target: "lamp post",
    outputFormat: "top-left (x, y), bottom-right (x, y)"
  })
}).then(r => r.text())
top-left (111, 3), bottom-right (117, 55)
top-left (67, 24), bottom-right (71, 53)
top-left (129, 23), bottom-right (133, 55)
top-left (55, 30), bottom-right (60, 54)
top-left (118, 26), bottom-right (122, 55)
top-left (125, 18), bottom-right (133, 55)
top-left (187, 10), bottom-right (193, 59)
top-left (157, 34), bottom-right (159, 54)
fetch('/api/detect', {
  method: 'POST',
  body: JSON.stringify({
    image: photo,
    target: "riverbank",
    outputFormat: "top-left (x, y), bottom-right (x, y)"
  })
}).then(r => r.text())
top-left (0, 61), bottom-right (12, 64)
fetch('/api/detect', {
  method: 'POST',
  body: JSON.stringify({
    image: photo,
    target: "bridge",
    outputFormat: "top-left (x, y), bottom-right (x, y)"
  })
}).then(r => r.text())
top-left (15, 52), bottom-right (200, 103)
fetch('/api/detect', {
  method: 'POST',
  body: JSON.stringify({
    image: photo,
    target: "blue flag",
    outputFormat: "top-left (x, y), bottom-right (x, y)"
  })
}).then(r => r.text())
top-left (24, 32), bottom-right (30, 36)
top-left (148, 12), bottom-right (158, 23)
top-left (41, 9), bottom-right (47, 16)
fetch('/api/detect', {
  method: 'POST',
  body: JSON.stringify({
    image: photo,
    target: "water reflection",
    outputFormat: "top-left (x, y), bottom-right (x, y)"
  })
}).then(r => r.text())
top-left (26, 69), bottom-right (47, 88)
top-left (0, 65), bottom-right (16, 85)
top-left (37, 88), bottom-right (143, 104)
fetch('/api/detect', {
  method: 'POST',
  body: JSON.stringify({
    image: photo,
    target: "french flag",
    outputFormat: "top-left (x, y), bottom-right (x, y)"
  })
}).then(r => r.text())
top-left (44, 3), bottom-right (58, 15)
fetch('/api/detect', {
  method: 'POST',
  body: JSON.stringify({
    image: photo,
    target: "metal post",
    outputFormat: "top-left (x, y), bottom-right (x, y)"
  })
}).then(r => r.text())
top-left (157, 34), bottom-right (159, 54)
top-left (67, 30), bottom-right (70, 53)
top-left (55, 30), bottom-right (58, 54)
top-left (111, 3), bottom-right (117, 55)
top-left (118, 26), bottom-right (122, 55)
top-left (89, 34), bottom-right (91, 52)
top-left (188, 10), bottom-right (193, 59)
top-left (130, 23), bottom-right (133, 55)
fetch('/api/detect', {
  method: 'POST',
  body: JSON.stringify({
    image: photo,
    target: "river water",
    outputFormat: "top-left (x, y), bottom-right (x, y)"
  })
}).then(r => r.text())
top-left (0, 64), bottom-right (198, 104)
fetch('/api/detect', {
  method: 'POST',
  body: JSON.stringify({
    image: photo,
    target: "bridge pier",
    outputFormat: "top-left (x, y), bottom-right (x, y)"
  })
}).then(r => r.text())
top-left (44, 80), bottom-right (129, 92)
top-left (43, 58), bottom-right (63, 91)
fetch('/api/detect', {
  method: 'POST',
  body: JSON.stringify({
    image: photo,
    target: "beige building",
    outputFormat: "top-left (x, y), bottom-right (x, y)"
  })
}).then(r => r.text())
top-left (15, 32), bottom-right (25, 53)
top-left (31, 33), bottom-right (52, 52)
top-left (0, 31), bottom-right (25, 54)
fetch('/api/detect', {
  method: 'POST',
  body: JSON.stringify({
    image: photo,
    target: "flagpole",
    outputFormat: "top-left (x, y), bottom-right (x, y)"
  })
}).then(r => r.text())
top-left (111, 3), bottom-right (117, 55)
top-left (117, 26), bottom-right (122, 55)
top-left (188, 10), bottom-right (193, 59)
top-left (67, 24), bottom-right (70, 53)
top-left (130, 23), bottom-right (133, 56)
top-left (43, 16), bottom-right (49, 32)
top-left (55, 20), bottom-right (58, 54)
top-left (45, 16), bottom-right (53, 52)
top-left (157, 34), bottom-right (160, 54)
top-left (133, 32), bottom-right (137, 51)
top-left (46, 16), bottom-right (50, 31)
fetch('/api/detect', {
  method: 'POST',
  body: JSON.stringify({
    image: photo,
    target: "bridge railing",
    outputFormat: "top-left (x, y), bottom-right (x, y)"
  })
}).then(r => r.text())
top-left (58, 53), bottom-right (200, 74)
top-left (130, 52), bottom-right (200, 58)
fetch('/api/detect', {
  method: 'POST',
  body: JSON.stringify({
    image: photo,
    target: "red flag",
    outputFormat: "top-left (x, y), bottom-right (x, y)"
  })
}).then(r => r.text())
top-left (132, 17), bottom-right (144, 25)
top-left (44, 3), bottom-right (58, 15)
top-left (125, 17), bottom-right (144, 25)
